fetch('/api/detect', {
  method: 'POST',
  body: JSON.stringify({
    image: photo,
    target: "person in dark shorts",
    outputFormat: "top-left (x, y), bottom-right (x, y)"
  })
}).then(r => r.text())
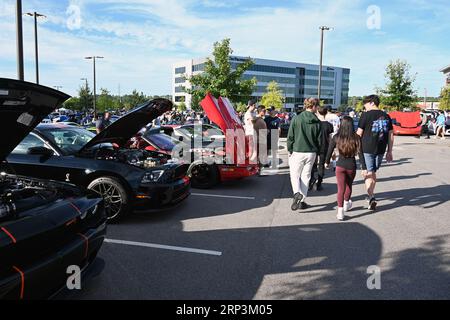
top-left (357, 95), bottom-right (394, 211)
top-left (325, 116), bottom-right (366, 221)
top-left (309, 105), bottom-right (334, 191)
top-left (264, 106), bottom-right (281, 168)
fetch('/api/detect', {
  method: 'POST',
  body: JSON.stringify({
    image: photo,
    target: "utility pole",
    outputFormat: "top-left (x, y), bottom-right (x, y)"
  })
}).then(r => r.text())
top-left (318, 26), bottom-right (332, 101)
top-left (16, 0), bottom-right (24, 80)
top-left (85, 56), bottom-right (104, 118)
top-left (25, 12), bottom-right (46, 84)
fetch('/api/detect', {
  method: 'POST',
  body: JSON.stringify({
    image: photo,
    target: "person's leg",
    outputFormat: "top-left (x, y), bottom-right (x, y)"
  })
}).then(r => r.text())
top-left (316, 153), bottom-right (326, 190)
top-left (308, 155), bottom-right (318, 190)
top-left (289, 152), bottom-right (304, 195)
top-left (335, 167), bottom-right (346, 208)
top-left (344, 169), bottom-right (357, 202)
top-left (363, 153), bottom-right (377, 199)
top-left (300, 153), bottom-right (316, 203)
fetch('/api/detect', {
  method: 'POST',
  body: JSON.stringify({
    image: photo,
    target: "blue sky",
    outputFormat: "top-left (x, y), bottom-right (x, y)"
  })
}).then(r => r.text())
top-left (0, 0), bottom-right (449, 98)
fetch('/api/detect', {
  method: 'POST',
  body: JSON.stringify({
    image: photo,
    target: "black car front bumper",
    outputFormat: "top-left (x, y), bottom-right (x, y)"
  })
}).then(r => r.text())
top-left (133, 177), bottom-right (191, 213)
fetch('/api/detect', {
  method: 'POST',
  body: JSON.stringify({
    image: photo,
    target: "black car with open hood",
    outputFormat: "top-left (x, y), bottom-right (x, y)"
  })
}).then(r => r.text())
top-left (6, 81), bottom-right (190, 222)
top-left (0, 78), bottom-right (107, 299)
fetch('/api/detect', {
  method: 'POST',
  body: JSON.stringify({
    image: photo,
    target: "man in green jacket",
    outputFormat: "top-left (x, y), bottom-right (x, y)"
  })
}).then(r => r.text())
top-left (287, 98), bottom-right (322, 210)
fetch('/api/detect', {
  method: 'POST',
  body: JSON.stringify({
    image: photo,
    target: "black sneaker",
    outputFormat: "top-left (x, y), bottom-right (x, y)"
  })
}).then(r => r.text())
top-left (368, 198), bottom-right (377, 211)
top-left (299, 202), bottom-right (308, 210)
top-left (291, 193), bottom-right (304, 211)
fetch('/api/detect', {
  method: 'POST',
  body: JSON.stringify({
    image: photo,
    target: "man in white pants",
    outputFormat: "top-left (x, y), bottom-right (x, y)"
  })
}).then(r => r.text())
top-left (287, 98), bottom-right (322, 210)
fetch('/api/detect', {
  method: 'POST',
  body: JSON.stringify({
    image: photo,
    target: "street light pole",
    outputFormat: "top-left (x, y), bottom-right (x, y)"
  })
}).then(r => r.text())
top-left (318, 26), bottom-right (331, 102)
top-left (26, 12), bottom-right (46, 84)
top-left (85, 56), bottom-right (104, 118)
top-left (16, 0), bottom-right (24, 80)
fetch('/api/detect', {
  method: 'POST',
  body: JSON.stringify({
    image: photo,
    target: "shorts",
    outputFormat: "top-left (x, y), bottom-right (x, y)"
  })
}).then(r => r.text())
top-left (363, 153), bottom-right (384, 173)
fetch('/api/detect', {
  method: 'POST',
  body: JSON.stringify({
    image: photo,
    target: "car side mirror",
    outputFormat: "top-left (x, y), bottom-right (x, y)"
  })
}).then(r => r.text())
top-left (27, 146), bottom-right (54, 157)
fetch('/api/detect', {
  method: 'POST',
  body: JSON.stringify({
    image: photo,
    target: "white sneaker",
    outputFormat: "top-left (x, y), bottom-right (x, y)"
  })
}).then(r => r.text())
top-left (344, 200), bottom-right (353, 212)
top-left (337, 207), bottom-right (345, 221)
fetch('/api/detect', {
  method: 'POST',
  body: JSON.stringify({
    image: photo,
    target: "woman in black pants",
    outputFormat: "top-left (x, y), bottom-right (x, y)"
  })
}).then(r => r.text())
top-left (325, 116), bottom-right (366, 221)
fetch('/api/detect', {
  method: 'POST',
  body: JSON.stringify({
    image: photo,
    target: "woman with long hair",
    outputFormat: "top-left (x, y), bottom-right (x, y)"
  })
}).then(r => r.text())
top-left (325, 116), bottom-right (366, 221)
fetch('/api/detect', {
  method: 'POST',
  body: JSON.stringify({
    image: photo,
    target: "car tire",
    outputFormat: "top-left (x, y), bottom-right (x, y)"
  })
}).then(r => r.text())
top-left (190, 164), bottom-right (219, 189)
top-left (87, 177), bottom-right (131, 222)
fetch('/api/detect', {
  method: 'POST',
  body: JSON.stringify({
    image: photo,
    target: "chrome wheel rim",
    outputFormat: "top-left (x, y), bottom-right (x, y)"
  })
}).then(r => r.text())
top-left (90, 182), bottom-right (123, 220)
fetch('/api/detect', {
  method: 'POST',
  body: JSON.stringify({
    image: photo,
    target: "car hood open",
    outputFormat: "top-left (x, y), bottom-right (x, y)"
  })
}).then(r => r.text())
top-left (0, 78), bottom-right (70, 161)
top-left (79, 98), bottom-right (173, 152)
top-left (200, 93), bottom-right (244, 133)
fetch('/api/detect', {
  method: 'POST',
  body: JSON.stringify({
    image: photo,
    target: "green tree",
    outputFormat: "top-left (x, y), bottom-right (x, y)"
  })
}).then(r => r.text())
top-left (355, 100), bottom-right (364, 113)
top-left (439, 86), bottom-right (450, 110)
top-left (260, 81), bottom-right (285, 109)
top-left (235, 102), bottom-right (248, 114)
top-left (63, 97), bottom-right (82, 111)
top-left (97, 88), bottom-right (114, 113)
top-left (381, 60), bottom-right (417, 111)
top-left (122, 90), bottom-right (148, 110)
top-left (78, 84), bottom-right (94, 112)
top-left (177, 102), bottom-right (187, 111)
top-left (186, 38), bottom-right (257, 111)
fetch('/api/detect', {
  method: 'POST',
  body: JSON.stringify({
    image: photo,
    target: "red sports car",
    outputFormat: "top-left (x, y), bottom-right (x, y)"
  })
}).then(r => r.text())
top-left (130, 95), bottom-right (259, 188)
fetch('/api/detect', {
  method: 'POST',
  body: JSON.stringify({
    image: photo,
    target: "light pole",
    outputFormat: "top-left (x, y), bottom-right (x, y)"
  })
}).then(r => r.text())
top-left (318, 26), bottom-right (332, 101)
top-left (16, 0), bottom-right (24, 80)
top-left (85, 56), bottom-right (104, 118)
top-left (25, 12), bottom-right (46, 84)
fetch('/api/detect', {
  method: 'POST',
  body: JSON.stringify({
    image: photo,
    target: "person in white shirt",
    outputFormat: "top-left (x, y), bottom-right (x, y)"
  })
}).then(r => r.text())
top-left (244, 99), bottom-right (257, 163)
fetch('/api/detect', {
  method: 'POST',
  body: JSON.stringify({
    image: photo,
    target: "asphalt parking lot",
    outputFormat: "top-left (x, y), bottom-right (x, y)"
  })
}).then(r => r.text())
top-left (68, 136), bottom-right (450, 300)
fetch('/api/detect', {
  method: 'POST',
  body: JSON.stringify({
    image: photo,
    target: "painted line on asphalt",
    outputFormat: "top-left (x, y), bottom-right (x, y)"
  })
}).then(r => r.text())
top-left (191, 193), bottom-right (255, 200)
top-left (104, 238), bottom-right (222, 256)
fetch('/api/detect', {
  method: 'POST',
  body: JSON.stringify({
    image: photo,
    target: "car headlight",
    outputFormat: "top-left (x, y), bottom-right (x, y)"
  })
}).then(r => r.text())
top-left (141, 170), bottom-right (165, 183)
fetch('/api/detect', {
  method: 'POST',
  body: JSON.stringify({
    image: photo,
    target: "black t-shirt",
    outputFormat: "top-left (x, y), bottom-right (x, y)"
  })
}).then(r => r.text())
top-left (319, 121), bottom-right (334, 154)
top-left (358, 110), bottom-right (393, 155)
top-left (265, 116), bottom-right (281, 148)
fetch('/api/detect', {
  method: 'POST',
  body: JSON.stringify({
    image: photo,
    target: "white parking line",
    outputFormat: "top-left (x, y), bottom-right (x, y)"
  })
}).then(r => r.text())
top-left (191, 193), bottom-right (255, 200)
top-left (104, 238), bottom-right (222, 256)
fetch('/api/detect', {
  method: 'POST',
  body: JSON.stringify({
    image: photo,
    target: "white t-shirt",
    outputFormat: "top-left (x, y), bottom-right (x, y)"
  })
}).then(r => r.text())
top-left (244, 110), bottom-right (256, 136)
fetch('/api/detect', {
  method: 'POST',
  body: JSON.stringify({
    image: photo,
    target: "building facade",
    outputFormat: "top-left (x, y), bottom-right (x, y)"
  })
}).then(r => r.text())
top-left (172, 56), bottom-right (350, 111)
top-left (440, 65), bottom-right (450, 87)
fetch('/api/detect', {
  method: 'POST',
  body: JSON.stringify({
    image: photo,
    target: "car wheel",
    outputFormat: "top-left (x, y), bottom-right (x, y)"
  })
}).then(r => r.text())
top-left (87, 177), bottom-right (130, 222)
top-left (190, 164), bottom-right (219, 189)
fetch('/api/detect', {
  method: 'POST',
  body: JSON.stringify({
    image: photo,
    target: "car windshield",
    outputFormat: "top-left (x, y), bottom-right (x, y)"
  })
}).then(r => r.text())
top-left (40, 127), bottom-right (96, 154)
top-left (144, 132), bottom-right (178, 150)
top-left (179, 125), bottom-right (223, 140)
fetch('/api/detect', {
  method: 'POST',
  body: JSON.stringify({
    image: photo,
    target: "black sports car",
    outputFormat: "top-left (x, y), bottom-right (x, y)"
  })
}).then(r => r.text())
top-left (6, 81), bottom-right (190, 222)
top-left (0, 78), bottom-right (107, 299)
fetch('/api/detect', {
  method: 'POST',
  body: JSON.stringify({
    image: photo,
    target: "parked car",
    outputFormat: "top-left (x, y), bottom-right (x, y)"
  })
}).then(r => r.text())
top-left (132, 95), bottom-right (260, 189)
top-left (0, 78), bottom-right (107, 299)
top-left (389, 111), bottom-right (422, 136)
top-left (7, 97), bottom-right (191, 222)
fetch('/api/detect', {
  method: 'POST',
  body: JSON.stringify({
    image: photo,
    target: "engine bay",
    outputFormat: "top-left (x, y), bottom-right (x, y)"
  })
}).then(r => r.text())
top-left (92, 147), bottom-right (170, 169)
top-left (0, 173), bottom-right (66, 223)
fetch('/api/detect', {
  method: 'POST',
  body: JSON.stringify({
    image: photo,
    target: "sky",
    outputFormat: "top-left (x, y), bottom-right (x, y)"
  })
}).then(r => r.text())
top-left (0, 0), bottom-right (449, 98)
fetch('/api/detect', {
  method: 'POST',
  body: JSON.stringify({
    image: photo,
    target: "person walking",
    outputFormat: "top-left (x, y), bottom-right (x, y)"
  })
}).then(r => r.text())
top-left (357, 95), bottom-right (394, 211)
top-left (325, 116), bottom-right (366, 221)
top-left (435, 111), bottom-right (446, 140)
top-left (417, 113), bottom-right (430, 139)
top-left (310, 105), bottom-right (334, 191)
top-left (287, 98), bottom-right (322, 211)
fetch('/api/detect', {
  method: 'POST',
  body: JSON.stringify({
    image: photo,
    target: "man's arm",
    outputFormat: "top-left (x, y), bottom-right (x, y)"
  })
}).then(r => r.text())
top-left (287, 119), bottom-right (295, 155)
top-left (386, 130), bottom-right (394, 162)
top-left (356, 128), bottom-right (364, 137)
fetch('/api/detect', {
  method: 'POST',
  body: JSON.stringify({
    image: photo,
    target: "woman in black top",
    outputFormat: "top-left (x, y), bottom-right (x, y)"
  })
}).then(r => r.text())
top-left (325, 116), bottom-right (366, 221)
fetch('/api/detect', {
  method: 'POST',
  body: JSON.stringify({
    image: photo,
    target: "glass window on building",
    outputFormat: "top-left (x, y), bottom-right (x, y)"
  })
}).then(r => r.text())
top-left (192, 63), bottom-right (205, 72)
top-left (175, 77), bottom-right (185, 84)
top-left (175, 86), bottom-right (185, 93)
top-left (175, 66), bottom-right (186, 74)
